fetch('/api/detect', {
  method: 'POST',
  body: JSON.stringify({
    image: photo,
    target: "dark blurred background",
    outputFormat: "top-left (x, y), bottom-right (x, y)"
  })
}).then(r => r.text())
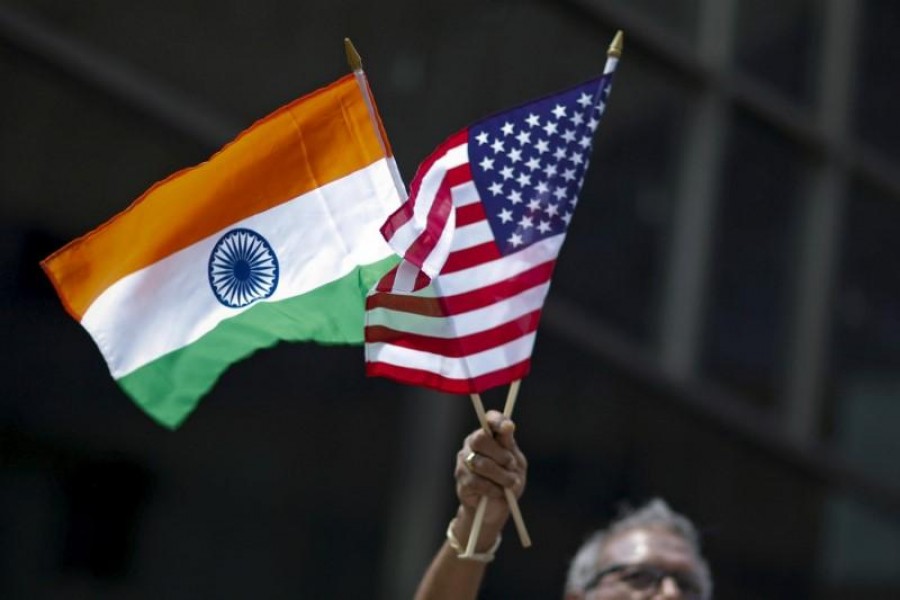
top-left (2, 0), bottom-right (899, 598)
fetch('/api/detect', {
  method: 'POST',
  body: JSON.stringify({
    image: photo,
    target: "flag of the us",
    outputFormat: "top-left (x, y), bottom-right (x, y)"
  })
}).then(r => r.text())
top-left (366, 63), bottom-right (617, 394)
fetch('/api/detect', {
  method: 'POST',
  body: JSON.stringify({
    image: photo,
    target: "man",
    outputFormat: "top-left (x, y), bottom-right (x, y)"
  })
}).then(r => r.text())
top-left (415, 411), bottom-right (713, 600)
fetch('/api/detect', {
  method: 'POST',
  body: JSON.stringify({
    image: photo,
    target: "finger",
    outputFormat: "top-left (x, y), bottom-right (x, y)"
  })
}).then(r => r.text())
top-left (459, 450), bottom-right (520, 489)
top-left (485, 411), bottom-right (518, 451)
top-left (464, 427), bottom-right (515, 467)
top-left (456, 473), bottom-right (506, 501)
top-left (468, 434), bottom-right (516, 469)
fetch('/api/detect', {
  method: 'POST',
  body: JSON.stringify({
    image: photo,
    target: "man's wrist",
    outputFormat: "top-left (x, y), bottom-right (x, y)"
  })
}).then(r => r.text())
top-left (453, 505), bottom-right (506, 552)
top-left (447, 517), bottom-right (502, 562)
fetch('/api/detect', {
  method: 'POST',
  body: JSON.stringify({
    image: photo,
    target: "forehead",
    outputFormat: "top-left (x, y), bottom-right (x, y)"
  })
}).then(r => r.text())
top-left (598, 526), bottom-right (700, 572)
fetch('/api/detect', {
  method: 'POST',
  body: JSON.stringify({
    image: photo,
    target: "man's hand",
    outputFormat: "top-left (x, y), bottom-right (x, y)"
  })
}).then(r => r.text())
top-left (451, 410), bottom-right (527, 550)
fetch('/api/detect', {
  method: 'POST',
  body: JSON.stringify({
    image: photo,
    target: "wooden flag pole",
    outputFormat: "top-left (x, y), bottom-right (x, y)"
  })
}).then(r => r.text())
top-left (344, 38), bottom-right (408, 201)
top-left (462, 379), bottom-right (531, 556)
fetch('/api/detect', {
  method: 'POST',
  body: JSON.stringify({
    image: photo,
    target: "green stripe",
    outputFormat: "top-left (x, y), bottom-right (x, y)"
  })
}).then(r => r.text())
top-left (118, 255), bottom-right (398, 429)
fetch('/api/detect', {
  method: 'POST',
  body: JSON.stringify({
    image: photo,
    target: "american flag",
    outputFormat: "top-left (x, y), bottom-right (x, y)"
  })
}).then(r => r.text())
top-left (365, 61), bottom-right (618, 393)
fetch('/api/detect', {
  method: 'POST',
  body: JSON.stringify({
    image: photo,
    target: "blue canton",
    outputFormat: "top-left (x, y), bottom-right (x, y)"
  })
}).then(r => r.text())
top-left (469, 74), bottom-right (613, 255)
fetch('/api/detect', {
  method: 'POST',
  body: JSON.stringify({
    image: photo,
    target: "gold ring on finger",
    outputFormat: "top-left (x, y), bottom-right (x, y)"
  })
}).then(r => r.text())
top-left (464, 451), bottom-right (478, 472)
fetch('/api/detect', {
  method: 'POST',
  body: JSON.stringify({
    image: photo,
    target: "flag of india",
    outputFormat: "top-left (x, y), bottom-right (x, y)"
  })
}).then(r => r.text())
top-left (42, 74), bottom-right (403, 429)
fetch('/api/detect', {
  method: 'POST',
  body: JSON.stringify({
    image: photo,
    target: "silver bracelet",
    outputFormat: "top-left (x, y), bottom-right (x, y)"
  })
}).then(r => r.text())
top-left (446, 517), bottom-right (502, 562)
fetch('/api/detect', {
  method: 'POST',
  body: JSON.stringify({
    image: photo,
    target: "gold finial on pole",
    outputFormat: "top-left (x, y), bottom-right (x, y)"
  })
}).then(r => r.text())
top-left (607, 30), bottom-right (624, 58)
top-left (344, 37), bottom-right (363, 72)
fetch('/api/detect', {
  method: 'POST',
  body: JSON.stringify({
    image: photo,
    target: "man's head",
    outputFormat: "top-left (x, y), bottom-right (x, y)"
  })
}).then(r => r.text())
top-left (564, 499), bottom-right (712, 600)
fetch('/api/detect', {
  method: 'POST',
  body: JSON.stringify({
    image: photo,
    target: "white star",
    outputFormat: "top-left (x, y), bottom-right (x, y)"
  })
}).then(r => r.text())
top-left (543, 163), bottom-right (558, 178)
top-left (562, 167), bottom-right (577, 181)
top-left (553, 187), bottom-right (568, 200)
top-left (572, 111), bottom-right (584, 126)
top-left (535, 181), bottom-right (549, 194)
top-left (535, 139), bottom-right (550, 154)
top-left (500, 166), bottom-right (514, 180)
top-left (525, 113), bottom-right (541, 127)
top-left (508, 189), bottom-right (523, 204)
top-left (554, 147), bottom-right (567, 161)
top-left (537, 220), bottom-right (553, 234)
top-left (570, 152), bottom-right (584, 165)
top-left (577, 92), bottom-right (593, 108)
top-left (527, 198), bottom-right (542, 212)
top-left (525, 157), bottom-right (541, 171)
top-left (562, 129), bottom-right (576, 143)
top-left (475, 131), bottom-right (490, 145)
top-left (588, 116), bottom-right (599, 131)
top-left (518, 215), bottom-right (534, 230)
top-left (561, 211), bottom-right (573, 225)
top-left (479, 156), bottom-right (495, 171)
top-left (516, 173), bottom-right (532, 187)
top-left (552, 104), bottom-right (567, 119)
top-left (508, 148), bottom-right (523, 163)
top-left (498, 208), bottom-right (513, 223)
top-left (516, 130), bottom-right (531, 145)
top-left (488, 182), bottom-right (504, 196)
top-left (596, 100), bottom-right (607, 114)
top-left (542, 121), bottom-right (558, 136)
top-left (545, 202), bottom-right (560, 217)
top-left (492, 139), bottom-right (506, 154)
top-left (508, 232), bottom-right (524, 247)
top-left (501, 121), bottom-right (515, 136)
top-left (579, 135), bottom-right (592, 149)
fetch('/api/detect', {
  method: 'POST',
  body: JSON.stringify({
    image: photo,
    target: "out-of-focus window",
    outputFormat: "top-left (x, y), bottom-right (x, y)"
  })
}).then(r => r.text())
top-left (735, 0), bottom-right (821, 106)
top-left (700, 109), bottom-right (807, 407)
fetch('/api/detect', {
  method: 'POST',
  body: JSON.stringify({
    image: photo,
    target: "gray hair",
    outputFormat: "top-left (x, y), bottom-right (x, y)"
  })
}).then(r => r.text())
top-left (564, 499), bottom-right (712, 599)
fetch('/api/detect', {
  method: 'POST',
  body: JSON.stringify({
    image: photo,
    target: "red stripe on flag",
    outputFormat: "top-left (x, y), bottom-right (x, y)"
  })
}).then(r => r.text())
top-left (365, 360), bottom-right (532, 394)
top-left (365, 311), bottom-right (541, 356)
top-left (442, 241), bottom-right (503, 274)
top-left (402, 183), bottom-right (455, 269)
top-left (456, 202), bottom-right (487, 227)
top-left (365, 260), bottom-right (555, 316)
top-left (444, 163), bottom-right (473, 188)
top-left (380, 129), bottom-right (468, 242)
top-left (375, 264), bottom-right (398, 293)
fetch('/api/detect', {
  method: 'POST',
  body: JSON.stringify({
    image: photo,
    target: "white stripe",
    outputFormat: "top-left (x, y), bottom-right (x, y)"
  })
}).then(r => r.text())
top-left (392, 260), bottom-right (421, 293)
top-left (367, 281), bottom-right (551, 338)
top-left (82, 158), bottom-right (400, 379)
top-left (451, 220), bottom-right (494, 251)
top-left (367, 332), bottom-right (537, 379)
top-left (385, 143), bottom-right (467, 253)
top-left (437, 234), bottom-right (564, 296)
top-left (452, 181), bottom-right (480, 207)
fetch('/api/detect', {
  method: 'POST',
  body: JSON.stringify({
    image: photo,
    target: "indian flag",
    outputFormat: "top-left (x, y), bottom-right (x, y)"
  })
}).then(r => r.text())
top-left (42, 74), bottom-right (403, 429)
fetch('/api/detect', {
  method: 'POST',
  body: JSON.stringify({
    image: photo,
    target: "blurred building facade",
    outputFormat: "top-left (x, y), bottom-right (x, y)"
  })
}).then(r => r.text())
top-left (1, 0), bottom-right (898, 598)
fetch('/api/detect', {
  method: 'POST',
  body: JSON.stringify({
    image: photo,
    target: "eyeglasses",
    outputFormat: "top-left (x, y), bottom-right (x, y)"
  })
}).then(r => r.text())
top-left (584, 564), bottom-right (705, 599)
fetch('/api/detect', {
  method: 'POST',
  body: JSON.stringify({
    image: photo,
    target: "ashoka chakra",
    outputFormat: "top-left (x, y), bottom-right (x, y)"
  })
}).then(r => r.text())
top-left (208, 228), bottom-right (279, 308)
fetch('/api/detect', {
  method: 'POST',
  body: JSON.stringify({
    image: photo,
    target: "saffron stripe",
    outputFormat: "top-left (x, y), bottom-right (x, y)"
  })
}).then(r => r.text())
top-left (42, 75), bottom-right (387, 321)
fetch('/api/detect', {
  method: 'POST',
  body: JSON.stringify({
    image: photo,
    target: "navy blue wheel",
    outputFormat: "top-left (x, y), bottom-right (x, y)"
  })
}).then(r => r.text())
top-left (208, 228), bottom-right (279, 308)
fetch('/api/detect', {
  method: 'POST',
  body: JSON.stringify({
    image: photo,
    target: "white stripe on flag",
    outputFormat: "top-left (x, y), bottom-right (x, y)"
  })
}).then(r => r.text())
top-left (367, 281), bottom-right (551, 338)
top-left (367, 332), bottom-right (538, 379)
top-left (83, 158), bottom-right (399, 379)
top-left (451, 221), bottom-right (495, 251)
top-left (436, 235), bottom-right (564, 295)
top-left (384, 143), bottom-right (467, 256)
top-left (451, 181), bottom-right (480, 207)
